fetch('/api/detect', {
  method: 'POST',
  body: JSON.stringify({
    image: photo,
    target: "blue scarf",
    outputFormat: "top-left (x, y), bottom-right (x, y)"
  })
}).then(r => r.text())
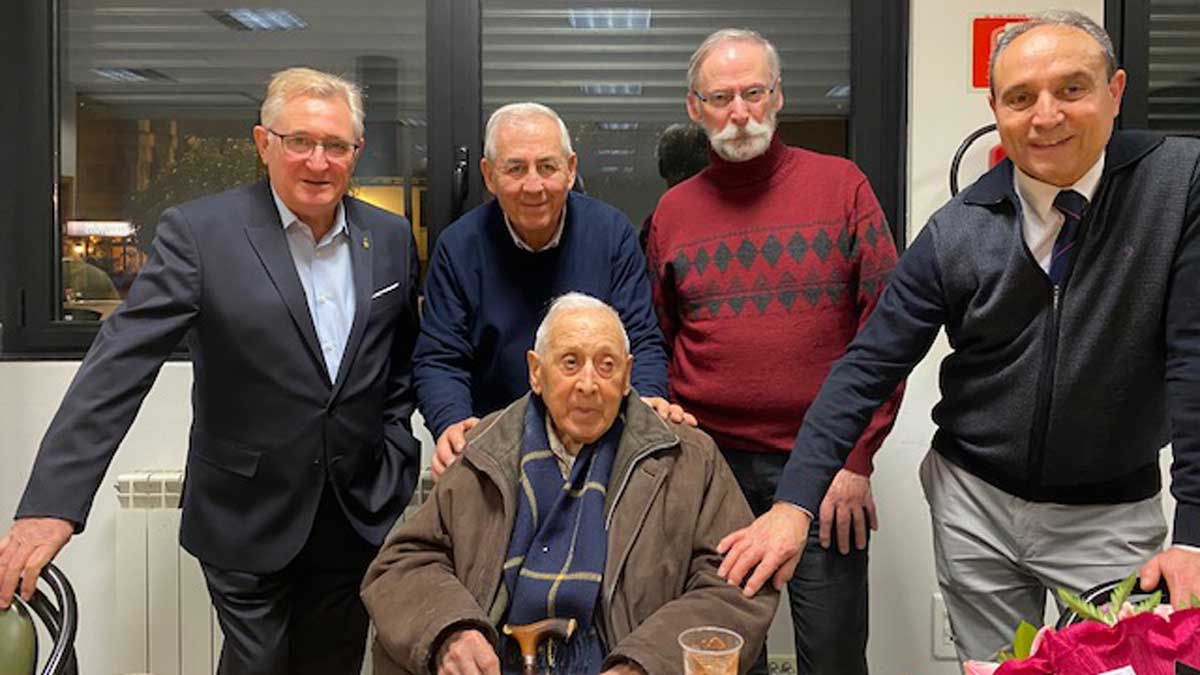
top-left (499, 396), bottom-right (621, 675)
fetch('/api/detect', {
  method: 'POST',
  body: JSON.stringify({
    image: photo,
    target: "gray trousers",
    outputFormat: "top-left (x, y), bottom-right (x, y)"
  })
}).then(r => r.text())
top-left (919, 450), bottom-right (1167, 662)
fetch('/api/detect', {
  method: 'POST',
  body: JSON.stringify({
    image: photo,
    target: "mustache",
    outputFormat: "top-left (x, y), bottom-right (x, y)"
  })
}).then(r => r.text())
top-left (710, 116), bottom-right (774, 142)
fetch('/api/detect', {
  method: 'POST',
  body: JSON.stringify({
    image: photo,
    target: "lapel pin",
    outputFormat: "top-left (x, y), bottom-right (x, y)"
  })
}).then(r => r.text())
top-left (362, 236), bottom-right (370, 250)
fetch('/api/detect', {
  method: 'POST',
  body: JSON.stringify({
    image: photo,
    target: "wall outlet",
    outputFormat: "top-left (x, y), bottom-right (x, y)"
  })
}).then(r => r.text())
top-left (931, 593), bottom-right (957, 660)
top-left (766, 654), bottom-right (797, 674)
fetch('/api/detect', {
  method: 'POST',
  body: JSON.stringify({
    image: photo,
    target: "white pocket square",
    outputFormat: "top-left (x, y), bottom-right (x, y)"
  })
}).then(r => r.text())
top-left (371, 282), bottom-right (400, 300)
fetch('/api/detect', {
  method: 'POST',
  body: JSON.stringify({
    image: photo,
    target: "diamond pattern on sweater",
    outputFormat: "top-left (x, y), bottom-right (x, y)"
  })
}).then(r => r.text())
top-left (713, 242), bottom-right (733, 272)
top-left (728, 297), bottom-right (746, 315)
top-left (736, 239), bottom-right (757, 270)
top-left (761, 235), bottom-right (783, 266)
top-left (836, 228), bottom-right (852, 260)
top-left (813, 230), bottom-right (833, 262)
top-left (802, 286), bottom-right (822, 307)
top-left (694, 247), bottom-right (710, 275)
top-left (673, 251), bottom-right (691, 283)
top-left (826, 283), bottom-right (845, 305)
top-left (865, 221), bottom-right (879, 249)
top-left (787, 233), bottom-right (808, 263)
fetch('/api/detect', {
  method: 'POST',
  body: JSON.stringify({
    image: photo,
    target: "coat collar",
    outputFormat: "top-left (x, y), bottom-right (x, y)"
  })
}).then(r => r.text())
top-left (961, 130), bottom-right (1165, 209)
top-left (464, 390), bottom-right (681, 500)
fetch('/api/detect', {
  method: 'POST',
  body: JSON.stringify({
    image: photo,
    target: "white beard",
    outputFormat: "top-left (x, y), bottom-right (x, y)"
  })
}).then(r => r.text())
top-left (707, 113), bottom-right (776, 162)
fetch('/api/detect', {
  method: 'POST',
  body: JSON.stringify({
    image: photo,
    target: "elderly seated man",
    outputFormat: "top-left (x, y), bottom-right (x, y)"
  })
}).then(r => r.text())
top-left (363, 293), bottom-right (776, 675)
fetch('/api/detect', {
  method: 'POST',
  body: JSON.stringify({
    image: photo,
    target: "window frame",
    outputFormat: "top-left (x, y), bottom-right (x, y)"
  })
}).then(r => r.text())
top-left (1, 0), bottom-right (909, 357)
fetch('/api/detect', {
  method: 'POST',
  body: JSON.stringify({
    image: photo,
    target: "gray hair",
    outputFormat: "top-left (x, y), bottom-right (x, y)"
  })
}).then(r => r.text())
top-left (687, 28), bottom-right (782, 93)
top-left (260, 67), bottom-right (365, 138)
top-left (534, 292), bottom-right (630, 357)
top-left (989, 10), bottom-right (1117, 95)
top-left (484, 102), bottom-right (575, 162)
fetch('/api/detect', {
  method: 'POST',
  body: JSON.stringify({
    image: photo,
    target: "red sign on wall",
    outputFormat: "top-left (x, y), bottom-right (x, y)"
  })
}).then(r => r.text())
top-left (972, 16), bottom-right (1029, 89)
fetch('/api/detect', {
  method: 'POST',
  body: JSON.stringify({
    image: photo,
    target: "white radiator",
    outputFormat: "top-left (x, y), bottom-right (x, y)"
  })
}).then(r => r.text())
top-left (114, 469), bottom-right (433, 674)
top-left (115, 471), bottom-right (221, 675)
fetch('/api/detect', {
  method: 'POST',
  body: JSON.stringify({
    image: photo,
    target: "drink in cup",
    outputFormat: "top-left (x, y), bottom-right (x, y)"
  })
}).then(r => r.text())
top-left (678, 626), bottom-right (743, 675)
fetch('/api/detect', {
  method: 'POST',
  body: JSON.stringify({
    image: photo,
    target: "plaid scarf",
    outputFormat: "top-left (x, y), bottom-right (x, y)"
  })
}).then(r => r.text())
top-left (499, 395), bottom-right (621, 675)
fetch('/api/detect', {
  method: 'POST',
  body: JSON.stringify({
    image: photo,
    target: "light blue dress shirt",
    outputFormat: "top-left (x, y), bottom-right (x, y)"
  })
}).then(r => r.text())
top-left (272, 189), bottom-right (356, 382)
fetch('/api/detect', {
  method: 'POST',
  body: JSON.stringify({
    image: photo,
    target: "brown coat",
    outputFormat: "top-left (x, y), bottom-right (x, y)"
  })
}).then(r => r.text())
top-left (362, 393), bottom-right (778, 674)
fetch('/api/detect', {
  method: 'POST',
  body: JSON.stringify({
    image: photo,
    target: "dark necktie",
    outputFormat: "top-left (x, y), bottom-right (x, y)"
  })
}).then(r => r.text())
top-left (1049, 189), bottom-right (1088, 286)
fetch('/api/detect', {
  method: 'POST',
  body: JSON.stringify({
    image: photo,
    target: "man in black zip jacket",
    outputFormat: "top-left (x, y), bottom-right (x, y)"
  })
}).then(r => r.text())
top-left (713, 9), bottom-right (1200, 661)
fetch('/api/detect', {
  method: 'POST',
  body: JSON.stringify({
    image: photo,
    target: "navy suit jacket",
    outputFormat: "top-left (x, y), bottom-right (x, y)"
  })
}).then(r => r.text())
top-left (17, 180), bottom-right (422, 573)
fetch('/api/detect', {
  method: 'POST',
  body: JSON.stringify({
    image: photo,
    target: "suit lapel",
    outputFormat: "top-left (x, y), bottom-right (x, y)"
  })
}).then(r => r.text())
top-left (329, 199), bottom-right (373, 402)
top-left (242, 182), bottom-right (331, 388)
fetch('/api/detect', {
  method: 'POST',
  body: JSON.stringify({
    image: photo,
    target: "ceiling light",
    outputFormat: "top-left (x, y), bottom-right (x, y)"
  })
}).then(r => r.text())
top-left (596, 148), bottom-right (636, 156)
top-left (207, 8), bottom-right (308, 31)
top-left (581, 83), bottom-right (642, 96)
top-left (568, 8), bottom-right (651, 30)
top-left (597, 122), bottom-right (639, 131)
top-left (598, 165), bottom-right (636, 174)
top-left (825, 84), bottom-right (851, 98)
top-left (92, 67), bottom-right (173, 83)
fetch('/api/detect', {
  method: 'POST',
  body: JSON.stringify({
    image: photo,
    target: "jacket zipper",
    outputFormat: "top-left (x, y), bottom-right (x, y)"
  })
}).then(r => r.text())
top-left (1024, 175), bottom-right (1102, 494)
top-left (1026, 283), bottom-right (1061, 495)
top-left (600, 439), bottom-right (676, 646)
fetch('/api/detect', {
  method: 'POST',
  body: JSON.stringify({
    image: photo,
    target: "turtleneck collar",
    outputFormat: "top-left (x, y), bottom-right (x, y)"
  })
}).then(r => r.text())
top-left (703, 132), bottom-right (791, 188)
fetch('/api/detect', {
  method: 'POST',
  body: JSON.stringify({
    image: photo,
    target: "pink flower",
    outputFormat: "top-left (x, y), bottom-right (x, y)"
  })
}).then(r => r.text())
top-left (962, 661), bottom-right (1000, 675)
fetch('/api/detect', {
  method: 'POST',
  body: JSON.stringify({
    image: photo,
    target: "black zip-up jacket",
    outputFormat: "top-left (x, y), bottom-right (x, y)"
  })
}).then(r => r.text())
top-left (777, 131), bottom-right (1200, 546)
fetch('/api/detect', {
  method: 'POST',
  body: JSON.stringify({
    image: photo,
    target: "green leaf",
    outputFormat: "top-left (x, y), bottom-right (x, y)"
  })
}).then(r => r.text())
top-left (1109, 574), bottom-right (1137, 610)
top-left (1012, 621), bottom-right (1039, 659)
top-left (1058, 587), bottom-right (1112, 625)
top-left (997, 648), bottom-right (1015, 663)
top-left (1190, 594), bottom-right (1200, 610)
top-left (1134, 590), bottom-right (1163, 614)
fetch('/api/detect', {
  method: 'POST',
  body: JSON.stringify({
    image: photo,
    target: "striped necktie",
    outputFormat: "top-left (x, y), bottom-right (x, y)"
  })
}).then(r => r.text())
top-left (1049, 189), bottom-right (1088, 286)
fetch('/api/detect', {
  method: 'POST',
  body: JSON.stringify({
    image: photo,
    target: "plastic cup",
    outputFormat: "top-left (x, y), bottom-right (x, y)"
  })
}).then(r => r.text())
top-left (678, 626), bottom-right (743, 675)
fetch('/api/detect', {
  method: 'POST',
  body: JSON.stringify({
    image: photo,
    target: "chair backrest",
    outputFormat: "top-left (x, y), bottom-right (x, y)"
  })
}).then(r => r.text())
top-left (0, 564), bottom-right (78, 675)
top-left (1055, 576), bottom-right (1171, 629)
top-left (0, 600), bottom-right (37, 675)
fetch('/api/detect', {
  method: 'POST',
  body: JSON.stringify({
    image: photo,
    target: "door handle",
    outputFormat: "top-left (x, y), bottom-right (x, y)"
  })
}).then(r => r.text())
top-left (452, 145), bottom-right (470, 219)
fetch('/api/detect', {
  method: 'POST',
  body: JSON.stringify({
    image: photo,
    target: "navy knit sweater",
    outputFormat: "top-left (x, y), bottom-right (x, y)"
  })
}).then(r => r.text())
top-left (413, 192), bottom-right (668, 438)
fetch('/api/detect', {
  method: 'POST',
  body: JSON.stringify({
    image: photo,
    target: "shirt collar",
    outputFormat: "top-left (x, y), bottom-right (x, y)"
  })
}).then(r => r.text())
top-left (544, 411), bottom-right (576, 476)
top-left (271, 186), bottom-right (348, 243)
top-left (1013, 151), bottom-right (1105, 222)
top-left (503, 201), bottom-right (568, 252)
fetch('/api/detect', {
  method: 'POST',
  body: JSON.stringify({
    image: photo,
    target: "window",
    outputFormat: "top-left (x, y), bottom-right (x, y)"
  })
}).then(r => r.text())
top-left (1, 0), bottom-right (905, 356)
top-left (1112, 0), bottom-right (1200, 136)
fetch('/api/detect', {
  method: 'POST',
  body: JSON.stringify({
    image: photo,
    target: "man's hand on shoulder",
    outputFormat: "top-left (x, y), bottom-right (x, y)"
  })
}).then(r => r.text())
top-left (433, 417), bottom-right (480, 481)
top-left (818, 468), bottom-right (878, 554)
top-left (437, 628), bottom-right (500, 675)
top-left (640, 396), bottom-right (698, 427)
top-left (717, 502), bottom-right (811, 597)
top-left (1139, 546), bottom-right (1200, 609)
top-left (0, 517), bottom-right (74, 609)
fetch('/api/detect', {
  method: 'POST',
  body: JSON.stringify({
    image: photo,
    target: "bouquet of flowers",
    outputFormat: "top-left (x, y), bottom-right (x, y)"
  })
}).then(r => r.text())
top-left (963, 575), bottom-right (1200, 675)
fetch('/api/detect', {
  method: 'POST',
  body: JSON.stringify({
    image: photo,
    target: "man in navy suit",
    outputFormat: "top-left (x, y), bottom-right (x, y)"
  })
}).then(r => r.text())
top-left (0, 67), bottom-right (421, 675)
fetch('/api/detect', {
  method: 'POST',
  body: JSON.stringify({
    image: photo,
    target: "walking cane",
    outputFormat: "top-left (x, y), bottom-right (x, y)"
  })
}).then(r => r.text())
top-left (502, 618), bottom-right (577, 675)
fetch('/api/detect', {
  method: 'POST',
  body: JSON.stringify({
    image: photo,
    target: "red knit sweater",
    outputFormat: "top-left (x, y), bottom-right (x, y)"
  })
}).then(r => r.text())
top-left (647, 135), bottom-right (903, 474)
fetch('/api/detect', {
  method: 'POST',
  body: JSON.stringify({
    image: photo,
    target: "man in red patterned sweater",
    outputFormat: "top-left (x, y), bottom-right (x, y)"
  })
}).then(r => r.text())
top-left (646, 29), bottom-right (904, 675)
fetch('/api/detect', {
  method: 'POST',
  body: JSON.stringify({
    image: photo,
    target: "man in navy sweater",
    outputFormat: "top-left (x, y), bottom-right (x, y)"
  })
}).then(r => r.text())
top-left (414, 102), bottom-right (692, 477)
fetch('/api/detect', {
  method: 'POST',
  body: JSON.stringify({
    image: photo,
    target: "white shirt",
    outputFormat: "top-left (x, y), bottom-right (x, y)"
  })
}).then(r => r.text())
top-left (272, 189), bottom-right (356, 382)
top-left (504, 204), bottom-right (568, 252)
top-left (1013, 153), bottom-right (1104, 273)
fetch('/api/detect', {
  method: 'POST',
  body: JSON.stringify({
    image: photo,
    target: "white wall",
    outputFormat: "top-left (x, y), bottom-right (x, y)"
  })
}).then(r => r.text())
top-left (4, 2), bottom-right (1181, 674)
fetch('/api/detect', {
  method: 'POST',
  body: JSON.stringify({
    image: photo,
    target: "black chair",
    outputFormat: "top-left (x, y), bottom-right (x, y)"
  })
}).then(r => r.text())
top-left (1055, 576), bottom-right (1170, 629)
top-left (0, 563), bottom-right (78, 675)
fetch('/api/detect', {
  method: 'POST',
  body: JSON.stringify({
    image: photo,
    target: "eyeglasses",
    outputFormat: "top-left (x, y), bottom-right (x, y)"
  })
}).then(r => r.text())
top-left (267, 128), bottom-right (360, 161)
top-left (692, 80), bottom-right (780, 109)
